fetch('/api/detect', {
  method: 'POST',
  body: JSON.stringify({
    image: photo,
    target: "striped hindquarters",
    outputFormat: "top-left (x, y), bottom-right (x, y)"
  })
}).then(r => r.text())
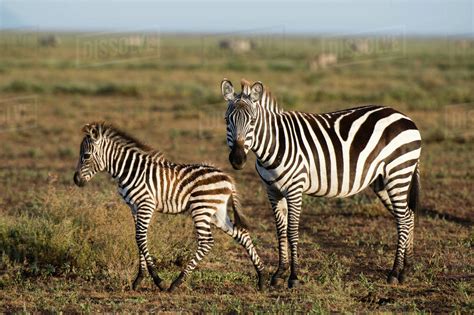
top-left (146, 162), bottom-right (234, 214)
top-left (287, 106), bottom-right (421, 197)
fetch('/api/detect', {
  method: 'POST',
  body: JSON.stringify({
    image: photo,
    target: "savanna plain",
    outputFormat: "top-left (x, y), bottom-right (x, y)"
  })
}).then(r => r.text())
top-left (0, 33), bottom-right (472, 312)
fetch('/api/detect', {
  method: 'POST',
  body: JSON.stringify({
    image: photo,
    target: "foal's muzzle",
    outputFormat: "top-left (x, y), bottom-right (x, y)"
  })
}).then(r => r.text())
top-left (73, 171), bottom-right (86, 187)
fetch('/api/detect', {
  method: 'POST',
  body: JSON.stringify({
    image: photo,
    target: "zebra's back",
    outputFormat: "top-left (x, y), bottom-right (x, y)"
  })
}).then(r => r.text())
top-left (145, 161), bottom-right (234, 213)
top-left (262, 105), bottom-right (421, 198)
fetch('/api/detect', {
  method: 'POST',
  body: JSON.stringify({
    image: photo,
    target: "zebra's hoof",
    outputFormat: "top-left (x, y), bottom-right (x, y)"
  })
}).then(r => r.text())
top-left (152, 277), bottom-right (166, 291)
top-left (398, 271), bottom-right (407, 284)
top-left (270, 276), bottom-right (285, 286)
top-left (132, 278), bottom-right (143, 291)
top-left (288, 279), bottom-right (300, 289)
top-left (398, 264), bottom-right (411, 284)
top-left (256, 270), bottom-right (267, 291)
top-left (168, 272), bottom-right (185, 292)
top-left (387, 275), bottom-right (399, 285)
top-left (132, 272), bottom-right (144, 291)
top-left (168, 280), bottom-right (183, 293)
top-left (168, 283), bottom-right (178, 292)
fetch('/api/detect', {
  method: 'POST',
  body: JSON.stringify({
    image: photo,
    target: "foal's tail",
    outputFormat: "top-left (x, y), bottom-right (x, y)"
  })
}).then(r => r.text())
top-left (230, 187), bottom-right (250, 229)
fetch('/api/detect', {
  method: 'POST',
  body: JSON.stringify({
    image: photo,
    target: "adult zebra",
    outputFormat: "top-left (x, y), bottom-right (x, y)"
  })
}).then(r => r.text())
top-left (221, 79), bottom-right (421, 288)
top-left (73, 122), bottom-right (265, 292)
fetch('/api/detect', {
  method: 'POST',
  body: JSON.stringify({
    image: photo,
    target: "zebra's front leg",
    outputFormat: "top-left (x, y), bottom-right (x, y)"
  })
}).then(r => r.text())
top-left (132, 251), bottom-right (147, 290)
top-left (135, 205), bottom-right (165, 291)
top-left (168, 211), bottom-right (215, 292)
top-left (268, 190), bottom-right (289, 286)
top-left (286, 190), bottom-right (303, 288)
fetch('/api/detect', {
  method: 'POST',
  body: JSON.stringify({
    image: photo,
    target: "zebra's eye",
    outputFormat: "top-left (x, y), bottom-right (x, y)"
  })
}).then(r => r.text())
top-left (83, 153), bottom-right (91, 160)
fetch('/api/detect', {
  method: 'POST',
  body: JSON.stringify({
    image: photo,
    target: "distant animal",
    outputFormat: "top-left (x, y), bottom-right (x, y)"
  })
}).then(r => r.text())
top-left (219, 39), bottom-right (253, 53)
top-left (38, 35), bottom-right (60, 47)
top-left (73, 122), bottom-right (265, 292)
top-left (309, 53), bottom-right (338, 70)
top-left (221, 79), bottom-right (421, 288)
top-left (349, 38), bottom-right (369, 54)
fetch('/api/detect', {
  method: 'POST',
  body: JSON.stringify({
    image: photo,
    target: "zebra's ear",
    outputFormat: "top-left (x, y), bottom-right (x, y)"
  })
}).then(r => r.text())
top-left (250, 81), bottom-right (263, 103)
top-left (221, 79), bottom-right (235, 101)
top-left (82, 124), bottom-right (100, 141)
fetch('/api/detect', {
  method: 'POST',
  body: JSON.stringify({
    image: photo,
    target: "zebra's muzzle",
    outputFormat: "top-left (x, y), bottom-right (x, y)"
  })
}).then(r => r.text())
top-left (73, 171), bottom-right (86, 187)
top-left (229, 143), bottom-right (247, 170)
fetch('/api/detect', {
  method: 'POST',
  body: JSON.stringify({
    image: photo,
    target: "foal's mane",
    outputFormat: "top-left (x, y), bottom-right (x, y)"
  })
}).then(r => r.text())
top-left (87, 122), bottom-right (164, 159)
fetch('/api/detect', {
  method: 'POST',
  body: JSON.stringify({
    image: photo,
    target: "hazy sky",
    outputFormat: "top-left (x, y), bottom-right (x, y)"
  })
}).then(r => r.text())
top-left (0, 0), bottom-right (472, 36)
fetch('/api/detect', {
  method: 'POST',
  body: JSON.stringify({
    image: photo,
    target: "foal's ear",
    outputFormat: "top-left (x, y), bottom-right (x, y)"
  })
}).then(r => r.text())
top-left (82, 124), bottom-right (100, 141)
top-left (221, 79), bottom-right (235, 101)
top-left (250, 81), bottom-right (264, 103)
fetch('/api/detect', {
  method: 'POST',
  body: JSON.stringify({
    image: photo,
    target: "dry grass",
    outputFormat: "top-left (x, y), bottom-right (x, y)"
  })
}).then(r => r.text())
top-left (0, 33), bottom-right (472, 312)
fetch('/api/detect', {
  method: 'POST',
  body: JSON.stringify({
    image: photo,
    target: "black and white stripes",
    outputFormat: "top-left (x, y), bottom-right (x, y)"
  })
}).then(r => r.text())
top-left (222, 79), bottom-right (421, 287)
top-left (73, 122), bottom-right (264, 291)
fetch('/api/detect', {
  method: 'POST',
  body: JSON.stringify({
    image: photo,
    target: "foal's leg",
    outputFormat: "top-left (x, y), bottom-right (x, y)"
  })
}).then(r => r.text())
top-left (130, 212), bottom-right (148, 290)
top-left (168, 207), bottom-right (215, 292)
top-left (135, 204), bottom-right (165, 291)
top-left (211, 204), bottom-right (265, 290)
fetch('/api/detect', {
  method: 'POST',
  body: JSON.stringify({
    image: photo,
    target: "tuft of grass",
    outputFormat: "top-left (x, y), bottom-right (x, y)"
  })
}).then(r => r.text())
top-left (94, 83), bottom-right (140, 97)
top-left (267, 60), bottom-right (296, 72)
top-left (1, 81), bottom-right (141, 97)
top-left (2, 80), bottom-right (45, 93)
top-left (0, 187), bottom-right (198, 288)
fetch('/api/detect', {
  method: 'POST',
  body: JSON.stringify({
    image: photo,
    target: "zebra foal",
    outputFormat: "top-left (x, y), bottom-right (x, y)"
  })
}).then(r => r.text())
top-left (221, 79), bottom-right (421, 288)
top-left (73, 122), bottom-right (264, 292)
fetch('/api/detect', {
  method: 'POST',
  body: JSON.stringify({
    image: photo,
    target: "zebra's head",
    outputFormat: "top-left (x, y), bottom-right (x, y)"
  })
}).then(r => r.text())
top-left (221, 79), bottom-right (264, 170)
top-left (74, 123), bottom-right (106, 187)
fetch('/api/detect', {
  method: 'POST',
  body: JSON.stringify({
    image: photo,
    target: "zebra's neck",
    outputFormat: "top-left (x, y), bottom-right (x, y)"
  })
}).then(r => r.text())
top-left (103, 140), bottom-right (163, 183)
top-left (257, 89), bottom-right (283, 114)
top-left (250, 89), bottom-right (284, 161)
top-left (251, 106), bottom-right (284, 168)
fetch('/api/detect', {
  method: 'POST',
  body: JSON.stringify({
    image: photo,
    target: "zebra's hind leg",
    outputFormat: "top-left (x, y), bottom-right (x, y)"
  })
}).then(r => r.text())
top-left (387, 204), bottom-right (414, 285)
top-left (373, 179), bottom-right (415, 284)
top-left (168, 208), bottom-right (215, 292)
top-left (398, 217), bottom-right (414, 284)
top-left (267, 189), bottom-right (289, 287)
top-left (211, 204), bottom-right (266, 291)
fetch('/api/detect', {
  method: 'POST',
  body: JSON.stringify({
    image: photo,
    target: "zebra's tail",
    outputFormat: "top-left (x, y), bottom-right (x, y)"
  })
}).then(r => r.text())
top-left (230, 188), bottom-right (250, 229)
top-left (409, 163), bottom-right (421, 225)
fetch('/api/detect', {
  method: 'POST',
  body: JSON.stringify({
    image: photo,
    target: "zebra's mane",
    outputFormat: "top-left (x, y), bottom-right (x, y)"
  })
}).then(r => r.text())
top-left (240, 79), bottom-right (283, 114)
top-left (87, 122), bottom-right (165, 160)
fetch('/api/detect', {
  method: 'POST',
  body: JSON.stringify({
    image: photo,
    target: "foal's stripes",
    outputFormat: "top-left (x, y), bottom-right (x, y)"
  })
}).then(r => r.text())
top-left (75, 123), bottom-right (264, 291)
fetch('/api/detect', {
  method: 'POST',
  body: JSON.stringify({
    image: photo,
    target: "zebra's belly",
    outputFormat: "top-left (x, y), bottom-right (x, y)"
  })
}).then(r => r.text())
top-left (304, 186), bottom-right (365, 198)
top-left (304, 163), bottom-right (383, 198)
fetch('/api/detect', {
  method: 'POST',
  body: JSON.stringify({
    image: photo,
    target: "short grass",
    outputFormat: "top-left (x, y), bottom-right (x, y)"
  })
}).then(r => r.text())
top-left (0, 32), bottom-right (472, 312)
